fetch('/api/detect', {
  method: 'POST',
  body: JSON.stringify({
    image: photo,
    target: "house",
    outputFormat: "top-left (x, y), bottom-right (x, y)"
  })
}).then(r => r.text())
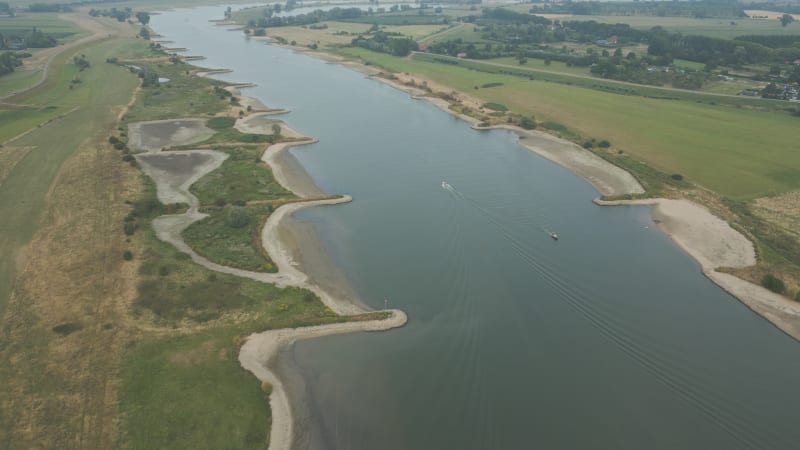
top-left (595, 35), bottom-right (619, 47)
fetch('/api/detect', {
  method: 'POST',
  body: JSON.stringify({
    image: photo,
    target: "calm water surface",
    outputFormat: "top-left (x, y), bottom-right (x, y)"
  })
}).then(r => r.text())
top-left (152, 8), bottom-right (800, 450)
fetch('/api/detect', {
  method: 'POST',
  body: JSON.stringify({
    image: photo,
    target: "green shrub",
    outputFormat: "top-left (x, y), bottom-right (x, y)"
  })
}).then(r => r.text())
top-left (123, 250), bottom-right (134, 261)
top-left (159, 266), bottom-right (170, 277)
top-left (481, 82), bottom-right (504, 88)
top-left (261, 381), bottom-right (273, 395)
top-left (519, 116), bottom-right (536, 130)
top-left (598, 140), bottom-right (611, 148)
top-left (206, 116), bottom-right (236, 129)
top-left (225, 206), bottom-right (250, 228)
top-left (52, 322), bottom-right (82, 336)
top-left (124, 221), bottom-right (137, 236)
top-left (761, 274), bottom-right (786, 294)
top-left (482, 102), bottom-right (508, 111)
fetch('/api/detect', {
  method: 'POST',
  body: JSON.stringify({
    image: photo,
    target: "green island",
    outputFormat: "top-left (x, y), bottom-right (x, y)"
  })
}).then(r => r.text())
top-left (1, 0), bottom-right (800, 448)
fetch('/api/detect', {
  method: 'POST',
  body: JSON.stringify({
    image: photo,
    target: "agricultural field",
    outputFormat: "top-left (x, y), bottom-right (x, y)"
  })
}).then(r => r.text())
top-left (540, 14), bottom-right (800, 39)
top-left (0, 12), bottom-right (86, 41)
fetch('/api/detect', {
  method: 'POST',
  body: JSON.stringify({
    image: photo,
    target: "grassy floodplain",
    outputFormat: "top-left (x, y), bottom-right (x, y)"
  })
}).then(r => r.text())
top-left (2, 8), bottom-right (384, 449)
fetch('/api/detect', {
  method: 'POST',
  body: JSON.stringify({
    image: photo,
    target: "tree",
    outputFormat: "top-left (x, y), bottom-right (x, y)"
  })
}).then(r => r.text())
top-left (761, 274), bottom-right (785, 294)
top-left (136, 11), bottom-right (150, 25)
top-left (226, 206), bottom-right (250, 228)
top-left (271, 123), bottom-right (281, 136)
top-left (780, 14), bottom-right (794, 27)
top-left (139, 27), bottom-right (151, 40)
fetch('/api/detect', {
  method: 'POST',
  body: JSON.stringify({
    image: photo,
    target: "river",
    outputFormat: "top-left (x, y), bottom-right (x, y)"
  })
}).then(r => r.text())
top-left (151, 7), bottom-right (800, 450)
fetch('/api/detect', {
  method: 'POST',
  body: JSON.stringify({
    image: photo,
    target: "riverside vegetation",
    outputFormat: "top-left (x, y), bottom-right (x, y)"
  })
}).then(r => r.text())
top-left (0, 8), bottom-right (380, 449)
top-left (235, 2), bottom-right (800, 303)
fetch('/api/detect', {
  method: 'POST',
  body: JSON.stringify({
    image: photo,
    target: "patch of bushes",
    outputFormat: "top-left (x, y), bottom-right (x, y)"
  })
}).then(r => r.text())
top-left (598, 140), bottom-right (611, 148)
top-left (482, 102), bottom-right (508, 111)
top-left (124, 221), bottom-right (137, 236)
top-left (761, 274), bottom-right (786, 294)
top-left (225, 206), bottom-right (250, 228)
top-left (481, 82), bottom-right (504, 88)
top-left (207, 116), bottom-right (236, 129)
top-left (123, 250), bottom-right (134, 261)
top-left (519, 116), bottom-right (536, 130)
top-left (52, 322), bottom-right (82, 336)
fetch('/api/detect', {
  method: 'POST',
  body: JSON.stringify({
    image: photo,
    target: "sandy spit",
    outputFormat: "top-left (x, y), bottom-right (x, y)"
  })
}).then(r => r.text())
top-left (596, 198), bottom-right (800, 340)
top-left (239, 309), bottom-right (407, 450)
top-left (235, 113), bottom-right (303, 138)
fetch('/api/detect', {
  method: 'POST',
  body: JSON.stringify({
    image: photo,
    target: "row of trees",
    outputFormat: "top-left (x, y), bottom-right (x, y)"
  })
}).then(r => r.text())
top-left (248, 7), bottom-right (363, 28)
top-left (351, 31), bottom-right (419, 56)
top-left (0, 51), bottom-right (21, 76)
top-left (0, 28), bottom-right (56, 50)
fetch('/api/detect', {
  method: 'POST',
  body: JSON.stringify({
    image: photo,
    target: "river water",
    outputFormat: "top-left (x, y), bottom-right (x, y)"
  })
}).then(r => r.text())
top-left (152, 7), bottom-right (800, 450)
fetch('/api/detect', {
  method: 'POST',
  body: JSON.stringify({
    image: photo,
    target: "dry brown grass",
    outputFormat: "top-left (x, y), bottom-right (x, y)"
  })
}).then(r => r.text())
top-left (0, 104), bottom-right (142, 448)
top-left (752, 191), bottom-right (800, 244)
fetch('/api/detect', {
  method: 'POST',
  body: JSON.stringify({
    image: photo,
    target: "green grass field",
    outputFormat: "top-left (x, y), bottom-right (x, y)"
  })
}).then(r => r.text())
top-left (0, 13), bottom-right (85, 41)
top-left (0, 34), bottom-right (140, 315)
top-left (123, 60), bottom-right (230, 124)
top-left (336, 47), bottom-right (800, 200)
top-left (120, 331), bottom-right (270, 449)
top-left (183, 205), bottom-right (278, 273)
top-left (551, 15), bottom-right (800, 39)
top-left (190, 144), bottom-right (292, 205)
top-left (487, 56), bottom-right (592, 76)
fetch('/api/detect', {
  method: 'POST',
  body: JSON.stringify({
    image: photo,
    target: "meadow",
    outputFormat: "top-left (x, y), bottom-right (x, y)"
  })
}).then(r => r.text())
top-left (0, 12), bottom-right (85, 40)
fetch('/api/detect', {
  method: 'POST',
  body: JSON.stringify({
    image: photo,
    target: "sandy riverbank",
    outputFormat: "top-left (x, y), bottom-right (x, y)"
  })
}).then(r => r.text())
top-left (235, 113), bottom-right (304, 138)
top-left (597, 198), bottom-right (800, 340)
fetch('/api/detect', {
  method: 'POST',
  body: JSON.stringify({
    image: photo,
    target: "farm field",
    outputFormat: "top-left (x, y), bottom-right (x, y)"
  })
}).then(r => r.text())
top-left (0, 12), bottom-right (86, 41)
top-left (539, 14), bottom-right (800, 39)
